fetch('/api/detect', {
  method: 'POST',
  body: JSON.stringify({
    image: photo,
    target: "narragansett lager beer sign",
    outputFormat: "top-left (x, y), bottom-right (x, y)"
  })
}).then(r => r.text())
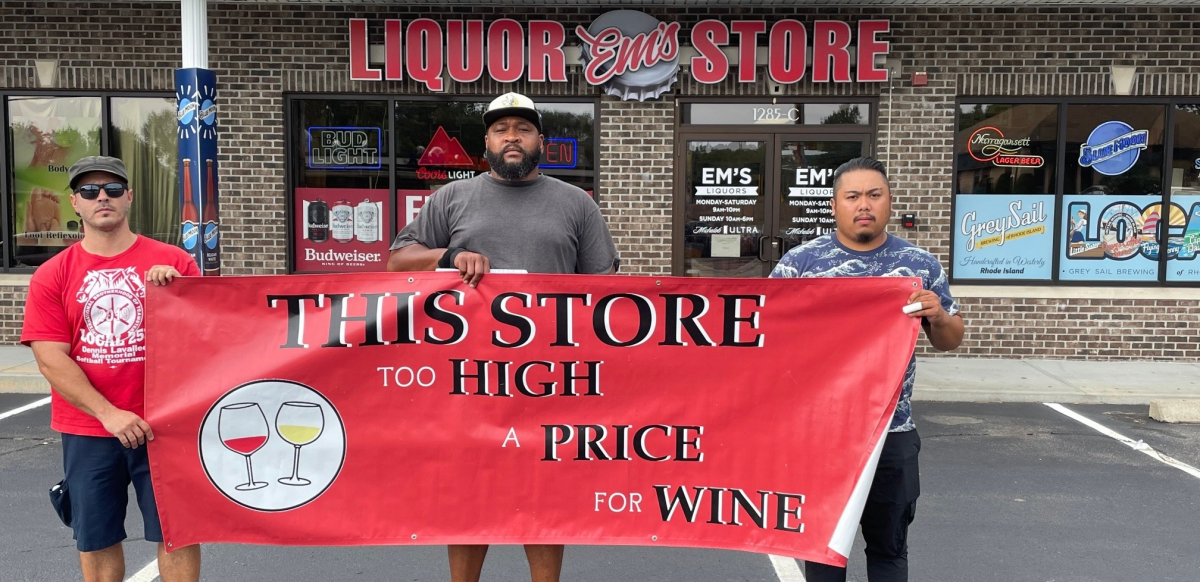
top-left (348, 10), bottom-right (891, 101)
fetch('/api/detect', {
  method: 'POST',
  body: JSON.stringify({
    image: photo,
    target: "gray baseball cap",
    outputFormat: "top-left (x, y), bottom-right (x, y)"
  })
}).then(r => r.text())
top-left (68, 156), bottom-right (129, 190)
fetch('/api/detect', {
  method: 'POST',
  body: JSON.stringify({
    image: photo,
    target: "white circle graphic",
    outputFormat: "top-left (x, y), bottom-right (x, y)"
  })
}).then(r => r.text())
top-left (85, 289), bottom-right (141, 340)
top-left (198, 380), bottom-right (346, 512)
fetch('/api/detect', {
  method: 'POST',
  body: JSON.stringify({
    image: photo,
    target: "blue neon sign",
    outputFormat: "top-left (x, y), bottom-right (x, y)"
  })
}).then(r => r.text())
top-left (539, 137), bottom-right (579, 169)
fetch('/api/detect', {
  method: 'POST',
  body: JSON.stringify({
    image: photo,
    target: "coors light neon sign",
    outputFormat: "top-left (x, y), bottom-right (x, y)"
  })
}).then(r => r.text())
top-left (348, 11), bottom-right (890, 101)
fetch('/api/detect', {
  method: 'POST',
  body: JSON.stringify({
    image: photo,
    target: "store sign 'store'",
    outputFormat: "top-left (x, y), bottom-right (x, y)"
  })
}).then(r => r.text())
top-left (348, 11), bottom-right (891, 101)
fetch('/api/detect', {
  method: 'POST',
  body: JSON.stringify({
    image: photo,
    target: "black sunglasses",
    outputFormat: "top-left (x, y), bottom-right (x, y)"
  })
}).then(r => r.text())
top-left (75, 182), bottom-right (128, 200)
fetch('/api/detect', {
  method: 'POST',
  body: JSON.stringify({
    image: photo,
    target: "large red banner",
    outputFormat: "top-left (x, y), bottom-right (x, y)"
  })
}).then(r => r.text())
top-left (145, 273), bottom-right (919, 566)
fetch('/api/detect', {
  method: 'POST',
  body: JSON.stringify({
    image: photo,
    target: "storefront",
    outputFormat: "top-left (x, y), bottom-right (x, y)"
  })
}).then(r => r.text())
top-left (2, 1), bottom-right (1198, 360)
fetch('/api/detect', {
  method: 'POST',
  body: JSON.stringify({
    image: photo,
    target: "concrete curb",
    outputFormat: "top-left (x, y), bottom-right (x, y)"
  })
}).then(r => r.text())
top-left (0, 375), bottom-right (50, 394)
top-left (1149, 399), bottom-right (1200, 423)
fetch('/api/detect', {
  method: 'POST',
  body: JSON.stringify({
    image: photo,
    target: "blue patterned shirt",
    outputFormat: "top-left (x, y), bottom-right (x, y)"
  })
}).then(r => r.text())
top-left (769, 233), bottom-right (960, 432)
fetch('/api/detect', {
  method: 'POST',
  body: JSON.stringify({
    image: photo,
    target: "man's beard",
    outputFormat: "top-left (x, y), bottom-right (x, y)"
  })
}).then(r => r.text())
top-left (485, 145), bottom-right (542, 181)
top-left (855, 231), bottom-right (874, 244)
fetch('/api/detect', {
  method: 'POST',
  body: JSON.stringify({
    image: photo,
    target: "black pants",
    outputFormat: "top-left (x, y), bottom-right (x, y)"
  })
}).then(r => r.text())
top-left (806, 429), bottom-right (921, 582)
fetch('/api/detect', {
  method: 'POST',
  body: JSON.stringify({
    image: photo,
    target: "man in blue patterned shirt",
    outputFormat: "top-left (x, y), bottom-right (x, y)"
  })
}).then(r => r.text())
top-left (770, 157), bottom-right (964, 582)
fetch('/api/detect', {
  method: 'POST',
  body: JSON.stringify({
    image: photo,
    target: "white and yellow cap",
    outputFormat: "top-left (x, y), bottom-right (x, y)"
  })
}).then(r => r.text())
top-left (483, 92), bottom-right (543, 133)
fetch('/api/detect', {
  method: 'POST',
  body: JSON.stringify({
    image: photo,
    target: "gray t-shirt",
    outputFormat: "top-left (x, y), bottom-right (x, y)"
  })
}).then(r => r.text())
top-left (390, 174), bottom-right (619, 274)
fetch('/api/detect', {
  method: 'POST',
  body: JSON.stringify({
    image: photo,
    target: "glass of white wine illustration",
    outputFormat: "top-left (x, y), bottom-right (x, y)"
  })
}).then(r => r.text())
top-left (219, 402), bottom-right (269, 491)
top-left (275, 401), bottom-right (325, 486)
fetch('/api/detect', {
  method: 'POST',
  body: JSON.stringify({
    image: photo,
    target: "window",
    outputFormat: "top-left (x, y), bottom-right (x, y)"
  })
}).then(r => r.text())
top-left (952, 103), bottom-right (1058, 281)
top-left (4, 94), bottom-right (177, 270)
top-left (110, 97), bottom-right (180, 246)
top-left (1059, 104), bottom-right (1166, 282)
top-left (1168, 103), bottom-right (1200, 283)
top-left (952, 99), bottom-right (1194, 285)
top-left (290, 99), bottom-right (390, 273)
top-left (287, 97), bottom-right (597, 273)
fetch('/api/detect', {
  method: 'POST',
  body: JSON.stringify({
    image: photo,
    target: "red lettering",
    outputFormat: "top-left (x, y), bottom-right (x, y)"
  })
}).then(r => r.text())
top-left (576, 26), bottom-right (621, 84)
top-left (576, 22), bottom-right (679, 86)
top-left (447, 20), bottom-right (485, 83)
top-left (731, 21), bottom-right (766, 83)
top-left (611, 29), bottom-right (653, 76)
top-left (856, 20), bottom-right (890, 82)
top-left (416, 168), bottom-right (449, 180)
top-left (384, 20), bottom-right (403, 81)
top-left (407, 19), bottom-right (444, 91)
top-left (812, 21), bottom-right (852, 83)
top-left (349, 19), bottom-right (381, 81)
top-left (488, 19), bottom-right (524, 84)
top-left (768, 20), bottom-right (807, 84)
top-left (529, 21), bottom-right (567, 82)
top-left (689, 20), bottom-right (729, 85)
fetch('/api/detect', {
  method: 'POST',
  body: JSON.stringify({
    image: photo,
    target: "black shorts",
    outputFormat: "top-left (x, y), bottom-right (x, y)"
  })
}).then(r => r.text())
top-left (61, 434), bottom-right (163, 552)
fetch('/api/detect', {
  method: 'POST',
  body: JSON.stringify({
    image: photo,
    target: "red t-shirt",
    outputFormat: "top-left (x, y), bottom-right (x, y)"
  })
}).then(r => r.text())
top-left (21, 236), bottom-right (201, 436)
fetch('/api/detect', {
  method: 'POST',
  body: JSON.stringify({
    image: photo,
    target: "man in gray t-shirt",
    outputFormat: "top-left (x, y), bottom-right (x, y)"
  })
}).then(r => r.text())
top-left (386, 92), bottom-right (618, 582)
top-left (388, 93), bottom-right (617, 285)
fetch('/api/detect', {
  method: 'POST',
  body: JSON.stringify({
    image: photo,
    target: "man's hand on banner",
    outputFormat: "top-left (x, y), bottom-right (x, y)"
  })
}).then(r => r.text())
top-left (146, 265), bottom-right (184, 286)
top-left (907, 289), bottom-right (964, 351)
top-left (99, 408), bottom-right (154, 449)
top-left (453, 251), bottom-right (491, 288)
top-left (904, 289), bottom-right (948, 323)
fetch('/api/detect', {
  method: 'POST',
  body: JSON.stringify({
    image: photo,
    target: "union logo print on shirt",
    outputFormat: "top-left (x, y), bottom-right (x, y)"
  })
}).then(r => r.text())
top-left (75, 267), bottom-right (146, 364)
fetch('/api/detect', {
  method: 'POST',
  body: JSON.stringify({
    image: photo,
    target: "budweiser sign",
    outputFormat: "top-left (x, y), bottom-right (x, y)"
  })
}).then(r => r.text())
top-left (348, 11), bottom-right (890, 100)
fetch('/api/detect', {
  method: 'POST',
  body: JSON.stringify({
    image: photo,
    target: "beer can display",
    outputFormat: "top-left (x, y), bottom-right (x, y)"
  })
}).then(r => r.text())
top-left (307, 199), bottom-right (329, 243)
top-left (354, 199), bottom-right (379, 243)
top-left (331, 199), bottom-right (354, 243)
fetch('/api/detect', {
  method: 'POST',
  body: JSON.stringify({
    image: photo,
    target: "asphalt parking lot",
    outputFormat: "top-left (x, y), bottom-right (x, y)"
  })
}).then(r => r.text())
top-left (3, 395), bottom-right (1198, 582)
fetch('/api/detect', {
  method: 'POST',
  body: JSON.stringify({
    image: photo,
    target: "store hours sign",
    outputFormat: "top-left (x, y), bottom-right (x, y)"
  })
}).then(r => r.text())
top-left (347, 12), bottom-right (891, 101)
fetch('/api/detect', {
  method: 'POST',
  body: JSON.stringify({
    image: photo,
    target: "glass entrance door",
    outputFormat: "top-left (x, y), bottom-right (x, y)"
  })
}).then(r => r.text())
top-left (778, 139), bottom-right (865, 253)
top-left (681, 138), bottom-right (770, 277)
top-left (676, 134), bottom-right (869, 277)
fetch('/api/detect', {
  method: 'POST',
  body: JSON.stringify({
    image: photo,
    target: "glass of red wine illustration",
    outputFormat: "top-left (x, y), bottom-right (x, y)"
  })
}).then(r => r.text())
top-left (275, 401), bottom-right (325, 486)
top-left (219, 402), bottom-right (269, 491)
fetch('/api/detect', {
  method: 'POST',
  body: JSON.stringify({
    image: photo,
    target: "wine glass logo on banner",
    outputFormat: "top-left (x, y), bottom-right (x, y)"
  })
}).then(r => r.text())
top-left (198, 380), bottom-right (346, 512)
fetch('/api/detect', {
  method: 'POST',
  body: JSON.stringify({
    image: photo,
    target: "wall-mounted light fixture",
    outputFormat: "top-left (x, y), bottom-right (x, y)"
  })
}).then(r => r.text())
top-left (1110, 65), bottom-right (1137, 96)
top-left (34, 59), bottom-right (59, 88)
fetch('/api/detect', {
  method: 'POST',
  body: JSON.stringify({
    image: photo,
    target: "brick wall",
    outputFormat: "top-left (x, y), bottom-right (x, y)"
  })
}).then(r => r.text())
top-left (1, 3), bottom-right (1199, 356)
top-left (599, 100), bottom-right (674, 276)
top-left (938, 297), bottom-right (1200, 360)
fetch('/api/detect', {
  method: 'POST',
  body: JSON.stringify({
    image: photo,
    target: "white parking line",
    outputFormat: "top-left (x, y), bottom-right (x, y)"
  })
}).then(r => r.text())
top-left (0, 396), bottom-right (51, 421)
top-left (1046, 403), bottom-right (1200, 480)
top-left (768, 554), bottom-right (806, 581)
top-left (125, 558), bottom-right (159, 582)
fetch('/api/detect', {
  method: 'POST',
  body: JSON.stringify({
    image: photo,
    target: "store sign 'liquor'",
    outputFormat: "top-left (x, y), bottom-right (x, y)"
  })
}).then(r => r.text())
top-left (967, 126), bottom-right (1044, 168)
top-left (347, 12), bottom-right (891, 100)
top-left (307, 127), bottom-right (381, 170)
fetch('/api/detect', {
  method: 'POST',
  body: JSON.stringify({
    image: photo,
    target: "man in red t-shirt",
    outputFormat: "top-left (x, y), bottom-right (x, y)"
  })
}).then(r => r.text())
top-left (21, 156), bottom-right (202, 582)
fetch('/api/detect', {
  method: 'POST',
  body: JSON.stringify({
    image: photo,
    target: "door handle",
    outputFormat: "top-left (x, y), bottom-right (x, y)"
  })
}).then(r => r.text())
top-left (773, 236), bottom-right (784, 261)
top-left (757, 236), bottom-right (769, 262)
